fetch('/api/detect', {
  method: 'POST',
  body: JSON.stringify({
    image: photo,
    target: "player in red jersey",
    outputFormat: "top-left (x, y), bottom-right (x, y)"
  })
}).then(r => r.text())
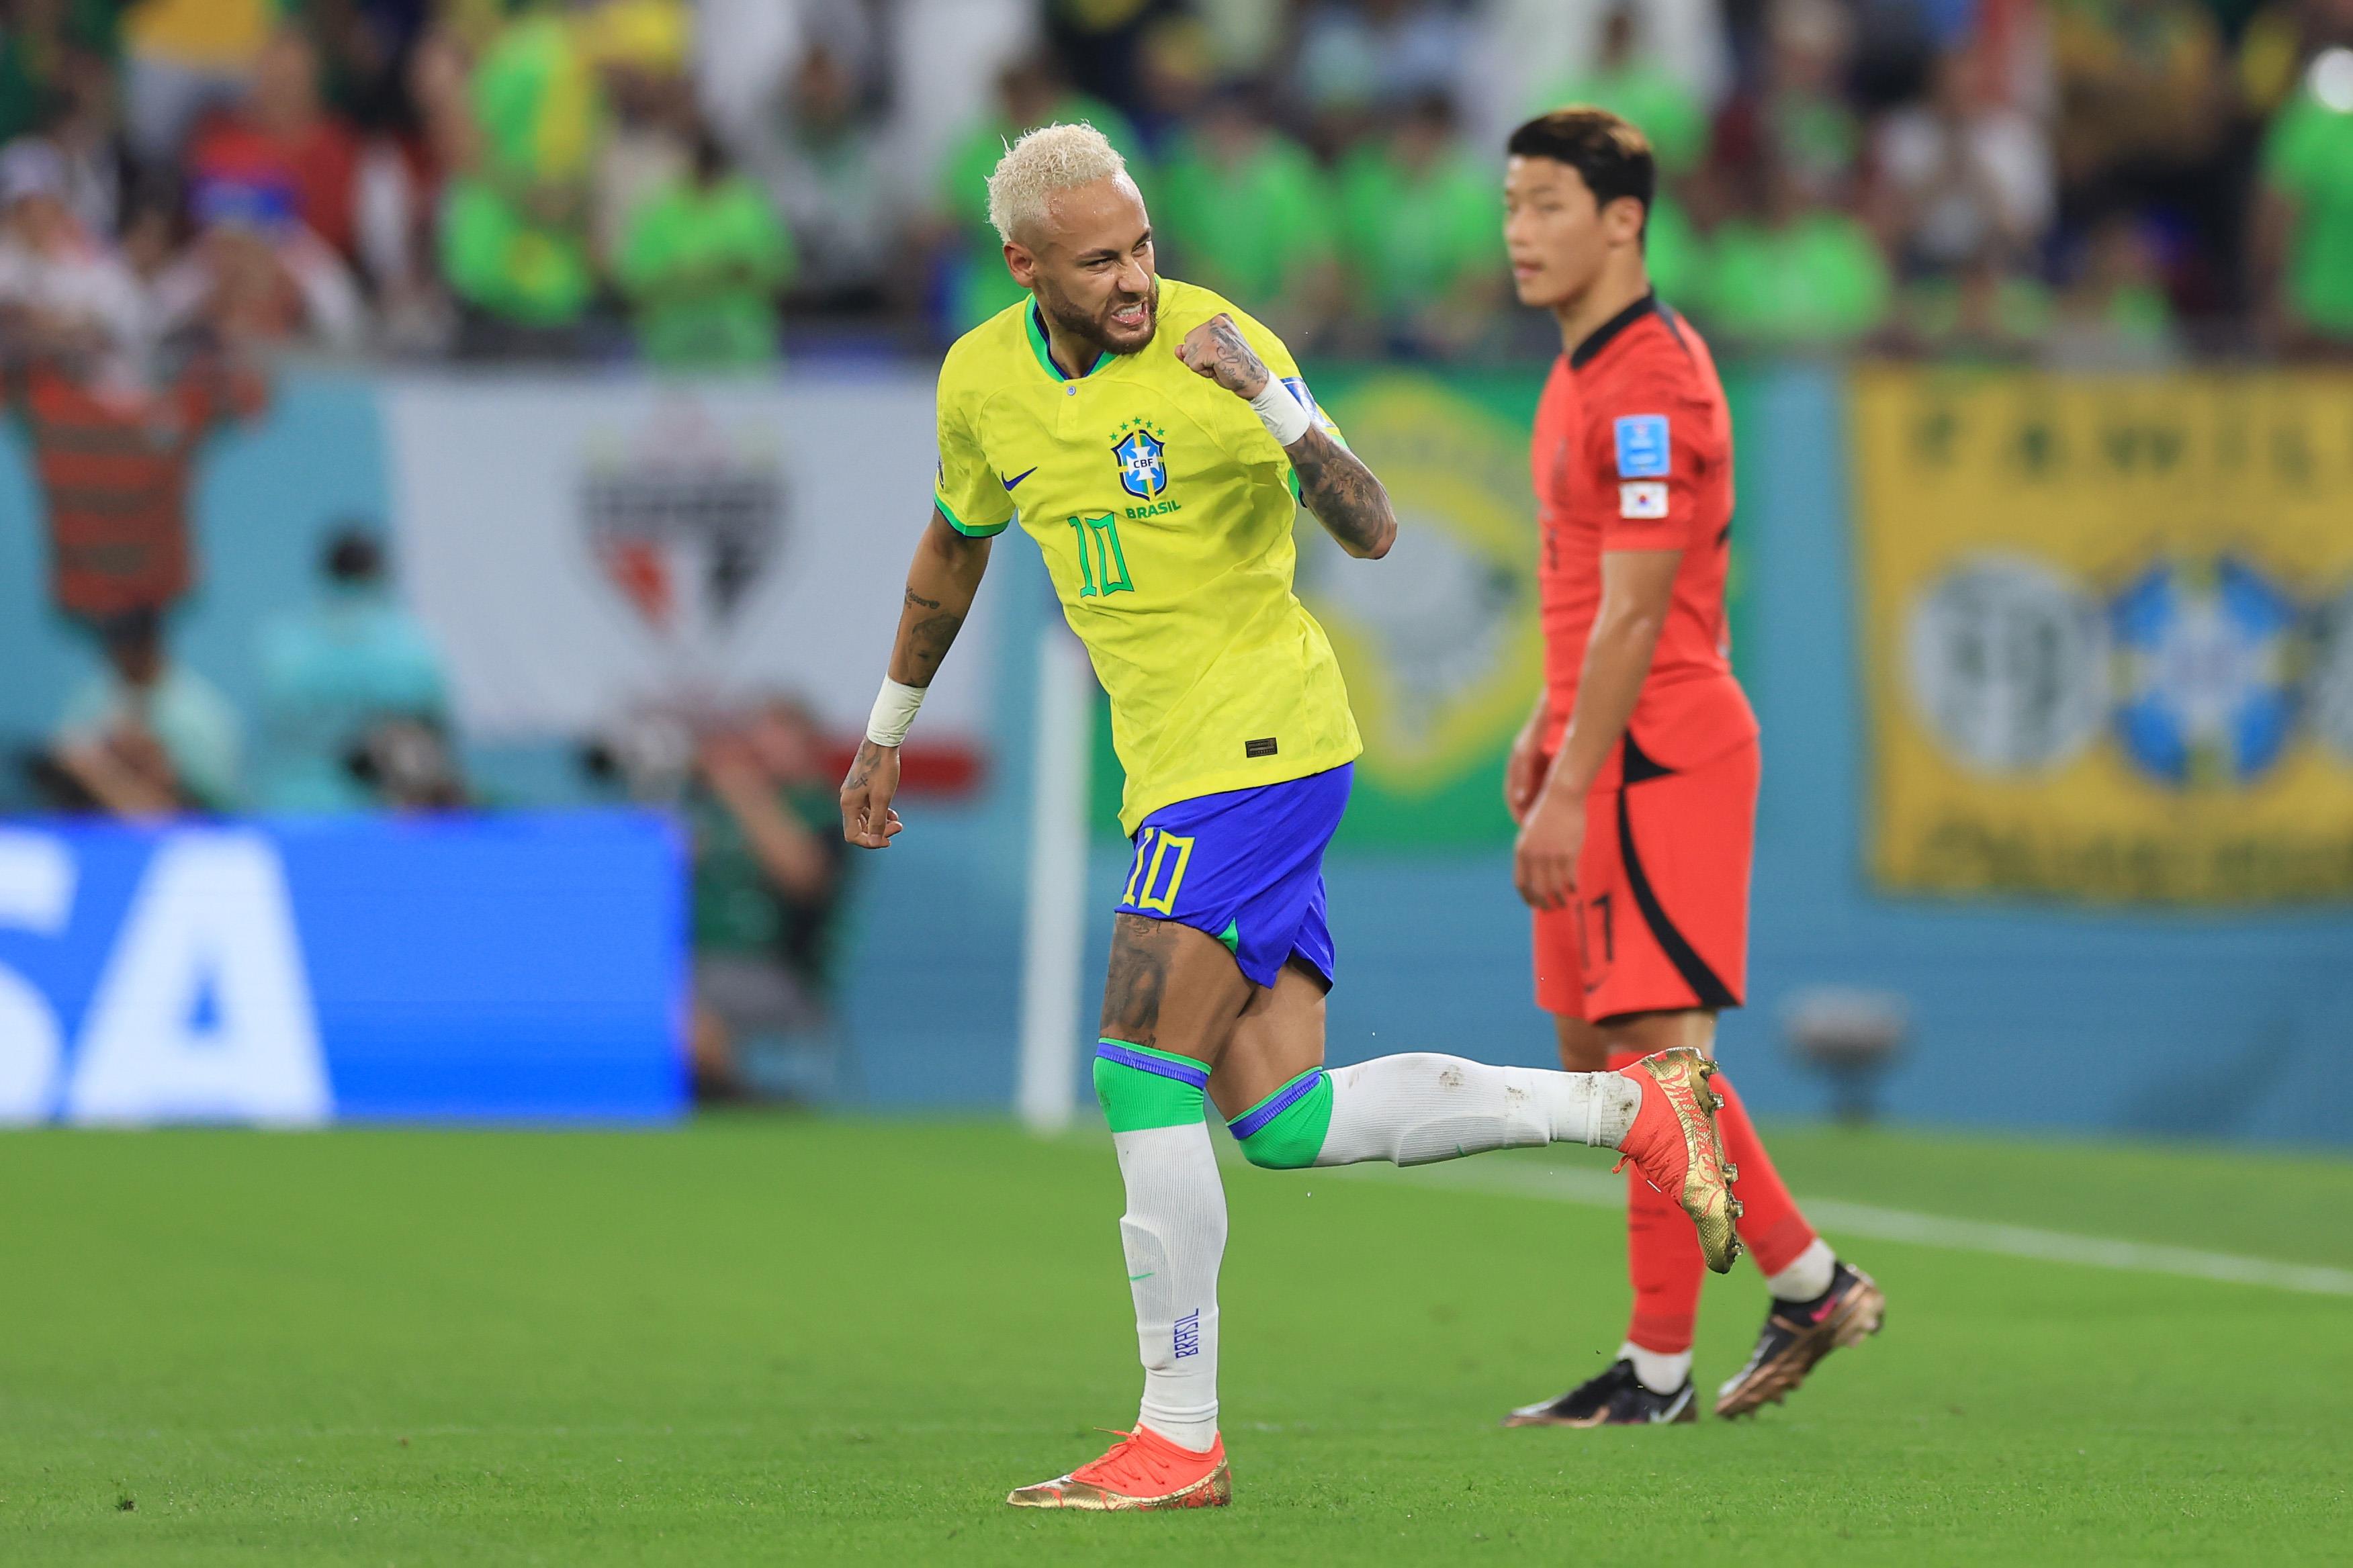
top-left (1495, 109), bottom-right (1884, 1425)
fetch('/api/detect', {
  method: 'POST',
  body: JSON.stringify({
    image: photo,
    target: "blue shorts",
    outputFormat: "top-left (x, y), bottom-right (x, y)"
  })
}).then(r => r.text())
top-left (1113, 764), bottom-right (1353, 990)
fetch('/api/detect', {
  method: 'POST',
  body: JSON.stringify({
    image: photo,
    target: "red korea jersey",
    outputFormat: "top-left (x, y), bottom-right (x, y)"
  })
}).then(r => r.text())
top-left (1531, 293), bottom-right (1757, 788)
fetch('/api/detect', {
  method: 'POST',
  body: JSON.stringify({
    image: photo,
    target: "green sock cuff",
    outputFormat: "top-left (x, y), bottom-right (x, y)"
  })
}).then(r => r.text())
top-left (1230, 1069), bottom-right (1333, 1169)
top-left (1093, 1040), bottom-right (1208, 1133)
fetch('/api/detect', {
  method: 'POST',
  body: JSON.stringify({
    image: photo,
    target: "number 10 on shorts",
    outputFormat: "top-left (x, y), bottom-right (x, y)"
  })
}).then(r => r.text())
top-left (1122, 827), bottom-right (1194, 915)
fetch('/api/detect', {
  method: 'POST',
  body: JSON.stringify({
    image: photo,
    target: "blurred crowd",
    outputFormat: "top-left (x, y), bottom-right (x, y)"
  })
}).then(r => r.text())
top-left (0, 0), bottom-right (2346, 373)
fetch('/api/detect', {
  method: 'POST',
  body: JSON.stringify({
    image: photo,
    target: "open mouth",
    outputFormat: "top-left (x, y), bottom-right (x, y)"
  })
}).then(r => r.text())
top-left (1106, 300), bottom-right (1151, 333)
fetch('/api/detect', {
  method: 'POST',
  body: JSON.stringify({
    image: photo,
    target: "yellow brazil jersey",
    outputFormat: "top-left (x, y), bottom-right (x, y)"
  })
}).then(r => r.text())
top-left (933, 277), bottom-right (1362, 835)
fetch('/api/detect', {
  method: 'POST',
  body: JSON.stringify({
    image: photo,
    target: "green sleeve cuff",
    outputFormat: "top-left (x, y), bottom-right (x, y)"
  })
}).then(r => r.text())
top-left (935, 492), bottom-right (1011, 537)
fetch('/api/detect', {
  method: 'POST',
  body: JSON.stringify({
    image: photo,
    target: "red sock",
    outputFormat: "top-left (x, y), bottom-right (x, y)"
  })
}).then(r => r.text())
top-left (1710, 1072), bottom-right (1818, 1277)
top-left (1610, 1053), bottom-right (1823, 1352)
top-left (1611, 1050), bottom-right (1701, 1354)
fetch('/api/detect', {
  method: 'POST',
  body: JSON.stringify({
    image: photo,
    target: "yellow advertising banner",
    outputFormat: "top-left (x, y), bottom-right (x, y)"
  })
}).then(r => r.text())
top-left (1852, 365), bottom-right (2353, 903)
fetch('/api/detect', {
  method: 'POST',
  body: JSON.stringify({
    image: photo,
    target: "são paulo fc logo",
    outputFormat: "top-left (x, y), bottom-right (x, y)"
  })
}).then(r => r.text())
top-left (580, 397), bottom-right (785, 635)
top-left (1112, 419), bottom-right (1169, 501)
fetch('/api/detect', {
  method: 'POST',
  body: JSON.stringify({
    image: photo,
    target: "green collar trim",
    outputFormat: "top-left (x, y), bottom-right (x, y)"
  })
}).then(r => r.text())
top-left (1026, 301), bottom-right (1103, 382)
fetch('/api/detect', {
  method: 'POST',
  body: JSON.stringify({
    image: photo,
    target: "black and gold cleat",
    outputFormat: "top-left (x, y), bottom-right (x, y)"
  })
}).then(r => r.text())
top-left (1714, 1261), bottom-right (1885, 1418)
top-left (1505, 1360), bottom-right (1697, 1427)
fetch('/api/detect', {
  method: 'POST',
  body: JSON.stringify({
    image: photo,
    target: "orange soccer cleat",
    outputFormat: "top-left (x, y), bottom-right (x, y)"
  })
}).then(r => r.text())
top-left (1614, 1046), bottom-right (1744, 1274)
top-left (1005, 1426), bottom-right (1231, 1512)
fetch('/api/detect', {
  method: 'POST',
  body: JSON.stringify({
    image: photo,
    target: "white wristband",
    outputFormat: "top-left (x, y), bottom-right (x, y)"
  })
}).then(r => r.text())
top-left (1247, 377), bottom-right (1312, 448)
top-left (866, 678), bottom-right (925, 747)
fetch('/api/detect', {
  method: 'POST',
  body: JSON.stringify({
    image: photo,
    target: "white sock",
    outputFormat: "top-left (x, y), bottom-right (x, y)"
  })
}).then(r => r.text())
top-left (1765, 1237), bottom-right (1837, 1302)
top-left (1315, 1054), bottom-right (1641, 1166)
top-left (1620, 1340), bottom-right (1693, 1394)
top-left (1112, 1122), bottom-right (1225, 1452)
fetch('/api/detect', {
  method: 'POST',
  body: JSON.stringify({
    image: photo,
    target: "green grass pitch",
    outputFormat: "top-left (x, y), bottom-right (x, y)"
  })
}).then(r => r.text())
top-left (3, 1117), bottom-right (2349, 1565)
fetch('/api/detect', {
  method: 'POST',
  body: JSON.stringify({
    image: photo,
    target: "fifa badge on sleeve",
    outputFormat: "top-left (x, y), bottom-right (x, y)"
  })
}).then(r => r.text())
top-left (1613, 414), bottom-right (1671, 478)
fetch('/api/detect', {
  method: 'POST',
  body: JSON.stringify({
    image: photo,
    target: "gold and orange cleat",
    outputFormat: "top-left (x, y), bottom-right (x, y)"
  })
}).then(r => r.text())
top-left (1614, 1046), bottom-right (1744, 1274)
top-left (1005, 1426), bottom-right (1231, 1512)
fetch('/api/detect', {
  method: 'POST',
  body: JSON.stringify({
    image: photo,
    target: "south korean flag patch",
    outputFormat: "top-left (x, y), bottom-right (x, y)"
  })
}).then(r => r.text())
top-left (1619, 481), bottom-right (1669, 519)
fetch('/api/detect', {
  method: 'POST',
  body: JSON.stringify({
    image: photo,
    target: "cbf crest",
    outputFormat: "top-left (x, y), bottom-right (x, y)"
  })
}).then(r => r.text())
top-left (1112, 418), bottom-right (1169, 501)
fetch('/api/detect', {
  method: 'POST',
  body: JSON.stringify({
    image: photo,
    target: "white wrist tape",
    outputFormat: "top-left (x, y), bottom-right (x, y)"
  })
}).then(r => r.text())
top-left (866, 678), bottom-right (925, 747)
top-left (1248, 377), bottom-right (1312, 447)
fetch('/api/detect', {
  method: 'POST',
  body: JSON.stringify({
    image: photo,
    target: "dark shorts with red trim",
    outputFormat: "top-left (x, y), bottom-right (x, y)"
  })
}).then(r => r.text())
top-left (1532, 735), bottom-right (1756, 1021)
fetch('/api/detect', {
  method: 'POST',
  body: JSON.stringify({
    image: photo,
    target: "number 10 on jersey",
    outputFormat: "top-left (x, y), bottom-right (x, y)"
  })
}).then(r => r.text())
top-left (1067, 511), bottom-right (1134, 598)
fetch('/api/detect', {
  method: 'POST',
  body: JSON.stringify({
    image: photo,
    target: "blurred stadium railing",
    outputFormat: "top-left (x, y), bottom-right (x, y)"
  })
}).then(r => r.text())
top-left (1, 355), bottom-right (2349, 1142)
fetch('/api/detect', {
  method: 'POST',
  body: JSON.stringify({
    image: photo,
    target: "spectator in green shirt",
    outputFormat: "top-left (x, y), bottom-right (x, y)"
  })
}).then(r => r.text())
top-left (1643, 192), bottom-right (1707, 311)
top-left (1154, 83), bottom-right (1341, 343)
top-left (618, 130), bottom-right (792, 369)
top-left (934, 53), bottom-right (1146, 332)
top-left (2046, 214), bottom-right (2178, 368)
top-left (1897, 248), bottom-right (2055, 361)
top-left (439, 7), bottom-right (607, 353)
top-left (2254, 49), bottom-right (2353, 349)
top-left (1529, 7), bottom-right (1709, 176)
top-left (686, 697), bottom-right (852, 1103)
top-left (1697, 157), bottom-right (1892, 348)
top-left (1335, 91), bottom-right (1505, 357)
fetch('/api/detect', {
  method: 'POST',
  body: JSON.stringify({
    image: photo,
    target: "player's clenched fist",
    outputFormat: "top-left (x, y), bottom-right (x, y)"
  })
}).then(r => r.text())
top-left (838, 738), bottom-right (905, 849)
top-left (1175, 312), bottom-right (1270, 399)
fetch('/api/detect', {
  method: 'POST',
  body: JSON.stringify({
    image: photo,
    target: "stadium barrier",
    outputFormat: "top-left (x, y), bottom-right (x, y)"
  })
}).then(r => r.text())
top-left (1, 363), bottom-right (2349, 1140)
top-left (0, 813), bottom-right (684, 1125)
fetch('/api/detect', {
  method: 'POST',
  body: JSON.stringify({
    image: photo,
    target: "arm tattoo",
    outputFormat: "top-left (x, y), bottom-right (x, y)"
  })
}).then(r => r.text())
top-left (889, 516), bottom-right (989, 688)
top-left (1290, 425), bottom-right (1398, 560)
top-left (1204, 316), bottom-right (1268, 394)
top-left (905, 610), bottom-right (965, 682)
top-left (842, 738), bottom-right (883, 792)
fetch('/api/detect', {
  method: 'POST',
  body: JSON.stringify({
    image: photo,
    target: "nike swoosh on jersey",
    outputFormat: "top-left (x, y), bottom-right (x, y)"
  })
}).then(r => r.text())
top-left (1002, 467), bottom-right (1038, 491)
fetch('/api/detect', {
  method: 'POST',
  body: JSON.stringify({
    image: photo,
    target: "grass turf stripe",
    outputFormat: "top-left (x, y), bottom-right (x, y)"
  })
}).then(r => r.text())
top-left (1304, 1156), bottom-right (2353, 1298)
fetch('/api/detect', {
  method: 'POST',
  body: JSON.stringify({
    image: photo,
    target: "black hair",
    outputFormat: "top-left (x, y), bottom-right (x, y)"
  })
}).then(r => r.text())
top-left (1506, 107), bottom-right (1656, 239)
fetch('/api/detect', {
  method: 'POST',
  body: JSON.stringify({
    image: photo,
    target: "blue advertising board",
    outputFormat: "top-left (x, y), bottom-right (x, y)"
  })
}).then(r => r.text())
top-left (0, 811), bottom-right (685, 1124)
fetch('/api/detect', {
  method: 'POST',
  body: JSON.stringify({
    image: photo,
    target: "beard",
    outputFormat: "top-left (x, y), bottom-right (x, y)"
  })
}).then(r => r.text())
top-left (1036, 275), bottom-right (1159, 359)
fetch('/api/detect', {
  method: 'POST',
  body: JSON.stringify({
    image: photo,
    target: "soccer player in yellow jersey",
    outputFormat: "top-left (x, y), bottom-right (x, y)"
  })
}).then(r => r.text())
top-left (838, 123), bottom-right (1738, 1512)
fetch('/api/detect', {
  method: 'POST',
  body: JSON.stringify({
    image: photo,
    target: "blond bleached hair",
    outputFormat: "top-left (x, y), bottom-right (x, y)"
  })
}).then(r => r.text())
top-left (985, 121), bottom-right (1128, 244)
